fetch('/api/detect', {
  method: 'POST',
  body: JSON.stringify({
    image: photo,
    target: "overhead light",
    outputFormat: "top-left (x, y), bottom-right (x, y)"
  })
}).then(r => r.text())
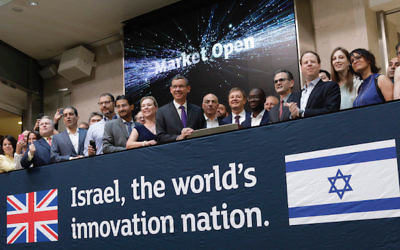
top-left (57, 88), bottom-right (69, 92)
top-left (18, 121), bottom-right (22, 125)
top-left (27, 0), bottom-right (38, 6)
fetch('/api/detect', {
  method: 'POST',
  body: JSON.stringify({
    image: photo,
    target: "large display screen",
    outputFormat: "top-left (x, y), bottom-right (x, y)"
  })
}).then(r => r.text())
top-left (124, 0), bottom-right (299, 109)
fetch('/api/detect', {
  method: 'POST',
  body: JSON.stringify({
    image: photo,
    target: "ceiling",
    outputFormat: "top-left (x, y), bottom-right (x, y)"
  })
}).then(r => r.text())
top-left (0, 0), bottom-right (179, 61)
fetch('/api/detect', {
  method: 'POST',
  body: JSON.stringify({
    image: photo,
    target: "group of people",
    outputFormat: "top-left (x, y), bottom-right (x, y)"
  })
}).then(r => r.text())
top-left (1, 45), bottom-right (400, 173)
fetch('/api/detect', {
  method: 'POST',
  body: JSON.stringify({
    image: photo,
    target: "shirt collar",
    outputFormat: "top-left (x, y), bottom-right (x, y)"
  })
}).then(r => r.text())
top-left (67, 128), bottom-right (79, 135)
top-left (281, 93), bottom-right (292, 103)
top-left (303, 77), bottom-right (320, 90)
top-left (173, 100), bottom-right (187, 110)
top-left (232, 109), bottom-right (246, 118)
top-left (251, 109), bottom-right (265, 119)
top-left (204, 113), bottom-right (218, 121)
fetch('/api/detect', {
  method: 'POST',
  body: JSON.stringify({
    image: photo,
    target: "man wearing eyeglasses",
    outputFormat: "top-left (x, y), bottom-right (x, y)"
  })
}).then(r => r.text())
top-left (156, 74), bottom-right (205, 143)
top-left (287, 51), bottom-right (340, 118)
top-left (269, 69), bottom-right (300, 123)
top-left (84, 93), bottom-right (117, 156)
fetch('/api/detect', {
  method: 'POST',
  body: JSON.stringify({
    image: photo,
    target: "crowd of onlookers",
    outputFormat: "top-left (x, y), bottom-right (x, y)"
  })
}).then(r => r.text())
top-left (1, 44), bottom-right (400, 173)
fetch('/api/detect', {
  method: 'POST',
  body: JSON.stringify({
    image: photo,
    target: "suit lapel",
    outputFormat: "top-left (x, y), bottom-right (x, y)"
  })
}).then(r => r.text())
top-left (170, 102), bottom-right (183, 128)
top-left (38, 138), bottom-right (50, 150)
top-left (118, 118), bottom-right (129, 139)
top-left (62, 130), bottom-right (77, 154)
top-left (78, 129), bottom-right (86, 154)
top-left (306, 80), bottom-right (323, 109)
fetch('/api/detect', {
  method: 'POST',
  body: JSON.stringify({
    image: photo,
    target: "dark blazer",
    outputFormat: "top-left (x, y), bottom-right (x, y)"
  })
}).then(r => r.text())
top-left (156, 102), bottom-right (205, 143)
top-left (241, 110), bottom-right (269, 128)
top-left (51, 129), bottom-right (87, 162)
top-left (269, 92), bottom-right (301, 123)
top-left (222, 111), bottom-right (251, 126)
top-left (103, 118), bottom-right (140, 153)
top-left (302, 80), bottom-right (340, 117)
top-left (20, 138), bottom-right (52, 168)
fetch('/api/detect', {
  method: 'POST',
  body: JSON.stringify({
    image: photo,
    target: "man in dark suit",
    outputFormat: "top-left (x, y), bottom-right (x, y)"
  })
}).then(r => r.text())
top-left (21, 116), bottom-right (54, 168)
top-left (202, 93), bottom-right (226, 128)
top-left (51, 106), bottom-right (87, 162)
top-left (156, 75), bottom-right (205, 143)
top-left (269, 69), bottom-right (300, 123)
top-left (242, 88), bottom-right (269, 128)
top-left (287, 51), bottom-right (340, 118)
top-left (222, 87), bottom-right (251, 126)
top-left (103, 95), bottom-right (138, 153)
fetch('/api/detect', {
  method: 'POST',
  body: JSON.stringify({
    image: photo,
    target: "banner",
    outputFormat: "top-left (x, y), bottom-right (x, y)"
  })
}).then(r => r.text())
top-left (2, 102), bottom-right (400, 249)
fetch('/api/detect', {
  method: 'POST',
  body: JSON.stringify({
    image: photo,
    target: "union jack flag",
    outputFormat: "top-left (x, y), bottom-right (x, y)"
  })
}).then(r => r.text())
top-left (6, 189), bottom-right (58, 244)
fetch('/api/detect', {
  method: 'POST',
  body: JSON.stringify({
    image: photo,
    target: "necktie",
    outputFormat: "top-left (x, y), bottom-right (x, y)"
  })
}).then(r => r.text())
top-left (234, 115), bottom-right (240, 124)
top-left (47, 137), bottom-right (52, 146)
top-left (180, 106), bottom-right (187, 127)
top-left (279, 99), bottom-right (284, 120)
top-left (125, 121), bottom-right (132, 135)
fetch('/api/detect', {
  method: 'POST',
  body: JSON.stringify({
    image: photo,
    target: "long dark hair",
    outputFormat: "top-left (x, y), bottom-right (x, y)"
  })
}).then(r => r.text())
top-left (350, 48), bottom-right (381, 77)
top-left (0, 135), bottom-right (17, 156)
top-left (330, 47), bottom-right (354, 92)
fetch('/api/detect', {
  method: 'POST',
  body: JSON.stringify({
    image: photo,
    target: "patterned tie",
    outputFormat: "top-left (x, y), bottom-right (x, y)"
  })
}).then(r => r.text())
top-left (180, 106), bottom-right (187, 127)
top-left (234, 115), bottom-right (240, 124)
top-left (279, 99), bottom-right (284, 120)
top-left (125, 121), bottom-right (132, 135)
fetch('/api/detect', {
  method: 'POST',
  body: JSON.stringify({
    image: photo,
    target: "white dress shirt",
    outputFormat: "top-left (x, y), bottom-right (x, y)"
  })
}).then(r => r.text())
top-left (67, 128), bottom-right (80, 154)
top-left (300, 77), bottom-right (320, 111)
top-left (251, 109), bottom-right (265, 127)
top-left (231, 110), bottom-right (246, 124)
top-left (204, 114), bottom-right (219, 128)
top-left (173, 100), bottom-right (187, 119)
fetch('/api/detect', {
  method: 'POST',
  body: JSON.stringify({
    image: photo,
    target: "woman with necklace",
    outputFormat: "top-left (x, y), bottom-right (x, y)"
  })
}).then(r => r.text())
top-left (126, 96), bottom-right (158, 149)
top-left (330, 47), bottom-right (362, 109)
top-left (350, 48), bottom-right (393, 107)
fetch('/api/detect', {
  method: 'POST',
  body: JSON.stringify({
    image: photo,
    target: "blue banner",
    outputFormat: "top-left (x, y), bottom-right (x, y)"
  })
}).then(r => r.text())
top-left (2, 102), bottom-right (400, 249)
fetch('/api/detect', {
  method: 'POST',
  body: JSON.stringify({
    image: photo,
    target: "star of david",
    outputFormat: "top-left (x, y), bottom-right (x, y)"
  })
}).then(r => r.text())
top-left (328, 169), bottom-right (353, 199)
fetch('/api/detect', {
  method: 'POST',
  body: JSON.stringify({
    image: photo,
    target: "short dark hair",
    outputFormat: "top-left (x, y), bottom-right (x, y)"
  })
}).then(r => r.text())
top-left (116, 95), bottom-right (133, 106)
top-left (274, 69), bottom-right (294, 80)
top-left (0, 135), bottom-right (17, 155)
top-left (396, 42), bottom-right (400, 52)
top-left (171, 74), bottom-right (189, 86)
top-left (88, 112), bottom-right (103, 123)
top-left (27, 131), bottom-right (42, 142)
top-left (63, 106), bottom-right (78, 116)
top-left (99, 93), bottom-right (115, 102)
top-left (249, 88), bottom-right (266, 101)
top-left (350, 48), bottom-right (381, 74)
top-left (300, 51), bottom-right (321, 65)
top-left (319, 69), bottom-right (331, 79)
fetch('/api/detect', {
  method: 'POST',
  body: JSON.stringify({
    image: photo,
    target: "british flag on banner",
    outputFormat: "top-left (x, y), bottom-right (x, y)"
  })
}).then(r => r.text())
top-left (6, 189), bottom-right (58, 244)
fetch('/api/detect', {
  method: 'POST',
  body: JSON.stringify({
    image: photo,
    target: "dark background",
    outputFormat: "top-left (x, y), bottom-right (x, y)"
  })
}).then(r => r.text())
top-left (123, 0), bottom-right (299, 112)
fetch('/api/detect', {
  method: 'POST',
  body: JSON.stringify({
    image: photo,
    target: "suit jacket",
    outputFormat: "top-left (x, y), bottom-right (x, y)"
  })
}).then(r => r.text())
top-left (302, 80), bottom-right (340, 117)
top-left (21, 138), bottom-right (52, 168)
top-left (156, 102), bottom-right (205, 143)
top-left (51, 129), bottom-right (87, 162)
top-left (241, 110), bottom-right (269, 128)
top-left (269, 92), bottom-right (301, 123)
top-left (222, 111), bottom-right (251, 126)
top-left (103, 118), bottom-right (140, 153)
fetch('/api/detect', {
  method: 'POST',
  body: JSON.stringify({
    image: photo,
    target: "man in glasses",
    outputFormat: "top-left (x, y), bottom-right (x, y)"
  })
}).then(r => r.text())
top-left (269, 69), bottom-right (300, 123)
top-left (84, 93), bottom-right (117, 156)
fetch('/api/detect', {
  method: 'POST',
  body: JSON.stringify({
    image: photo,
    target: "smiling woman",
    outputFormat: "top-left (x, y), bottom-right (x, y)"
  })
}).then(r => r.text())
top-left (350, 48), bottom-right (393, 107)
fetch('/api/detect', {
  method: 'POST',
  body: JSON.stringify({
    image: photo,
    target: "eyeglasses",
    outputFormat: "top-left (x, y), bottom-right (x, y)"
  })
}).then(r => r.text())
top-left (98, 101), bottom-right (112, 105)
top-left (274, 78), bottom-right (288, 84)
top-left (350, 55), bottom-right (362, 64)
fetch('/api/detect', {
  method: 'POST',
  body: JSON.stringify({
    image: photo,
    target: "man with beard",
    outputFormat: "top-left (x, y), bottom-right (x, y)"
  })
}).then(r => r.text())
top-left (103, 95), bottom-right (139, 153)
top-left (84, 93), bottom-right (116, 156)
top-left (51, 106), bottom-right (87, 162)
top-left (242, 88), bottom-right (269, 127)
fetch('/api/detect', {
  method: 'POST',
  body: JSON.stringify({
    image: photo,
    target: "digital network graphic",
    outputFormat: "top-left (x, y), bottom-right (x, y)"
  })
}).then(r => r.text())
top-left (124, 0), bottom-right (297, 107)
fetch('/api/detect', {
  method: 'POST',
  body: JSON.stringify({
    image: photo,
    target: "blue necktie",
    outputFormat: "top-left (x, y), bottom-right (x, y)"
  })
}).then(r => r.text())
top-left (125, 121), bottom-right (132, 135)
top-left (180, 106), bottom-right (187, 127)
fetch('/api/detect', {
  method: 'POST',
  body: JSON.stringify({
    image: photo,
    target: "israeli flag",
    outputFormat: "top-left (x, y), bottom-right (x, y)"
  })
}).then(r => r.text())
top-left (285, 139), bottom-right (400, 226)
